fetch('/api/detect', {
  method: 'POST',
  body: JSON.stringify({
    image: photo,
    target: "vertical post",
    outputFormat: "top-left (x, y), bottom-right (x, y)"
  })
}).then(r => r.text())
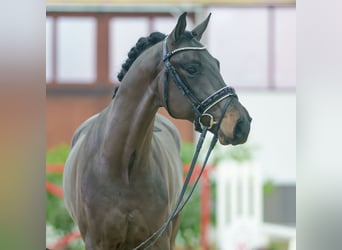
top-left (97, 14), bottom-right (110, 85)
top-left (216, 164), bottom-right (226, 250)
top-left (200, 168), bottom-right (210, 250)
top-left (268, 6), bottom-right (275, 90)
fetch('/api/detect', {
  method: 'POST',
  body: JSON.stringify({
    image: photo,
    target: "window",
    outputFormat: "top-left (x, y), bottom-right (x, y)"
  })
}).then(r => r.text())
top-left (208, 8), bottom-right (269, 89)
top-left (46, 15), bottom-right (97, 85)
top-left (274, 8), bottom-right (296, 88)
top-left (109, 17), bottom-right (149, 83)
top-left (109, 15), bottom-right (194, 83)
top-left (207, 6), bottom-right (296, 90)
top-left (56, 17), bottom-right (97, 83)
top-left (46, 12), bottom-right (191, 89)
top-left (56, 17), bottom-right (96, 83)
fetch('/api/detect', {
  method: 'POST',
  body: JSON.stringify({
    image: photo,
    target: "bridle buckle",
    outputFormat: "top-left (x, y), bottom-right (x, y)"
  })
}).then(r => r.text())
top-left (199, 113), bottom-right (217, 129)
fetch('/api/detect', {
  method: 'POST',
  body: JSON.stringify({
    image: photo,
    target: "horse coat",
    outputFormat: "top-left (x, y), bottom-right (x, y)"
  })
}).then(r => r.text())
top-left (63, 112), bottom-right (183, 249)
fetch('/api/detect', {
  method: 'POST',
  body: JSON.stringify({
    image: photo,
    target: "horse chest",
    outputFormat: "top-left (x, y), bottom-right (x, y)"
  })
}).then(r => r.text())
top-left (83, 181), bottom-right (171, 249)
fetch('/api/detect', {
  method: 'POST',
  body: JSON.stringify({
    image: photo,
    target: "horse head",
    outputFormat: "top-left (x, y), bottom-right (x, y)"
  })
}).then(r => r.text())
top-left (159, 12), bottom-right (252, 145)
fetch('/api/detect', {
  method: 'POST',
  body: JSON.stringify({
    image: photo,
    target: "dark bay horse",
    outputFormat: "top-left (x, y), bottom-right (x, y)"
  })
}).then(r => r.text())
top-left (63, 12), bottom-right (251, 250)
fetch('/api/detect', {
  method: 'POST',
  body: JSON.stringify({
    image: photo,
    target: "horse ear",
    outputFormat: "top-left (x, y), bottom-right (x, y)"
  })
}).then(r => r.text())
top-left (169, 12), bottom-right (187, 43)
top-left (191, 13), bottom-right (211, 41)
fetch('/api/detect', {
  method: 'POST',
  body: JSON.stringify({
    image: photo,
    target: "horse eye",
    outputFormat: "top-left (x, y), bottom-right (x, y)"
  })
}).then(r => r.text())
top-left (186, 66), bottom-right (197, 75)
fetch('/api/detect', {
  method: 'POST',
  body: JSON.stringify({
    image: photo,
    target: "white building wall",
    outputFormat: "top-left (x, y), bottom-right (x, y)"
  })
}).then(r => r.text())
top-left (197, 91), bottom-right (296, 185)
top-left (235, 91), bottom-right (296, 184)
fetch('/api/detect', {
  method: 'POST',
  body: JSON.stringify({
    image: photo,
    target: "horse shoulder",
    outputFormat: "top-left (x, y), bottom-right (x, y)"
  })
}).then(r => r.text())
top-left (64, 111), bottom-right (104, 223)
top-left (70, 113), bottom-right (101, 148)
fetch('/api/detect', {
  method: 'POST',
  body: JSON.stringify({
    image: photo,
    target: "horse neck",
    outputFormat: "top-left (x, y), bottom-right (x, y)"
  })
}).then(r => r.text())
top-left (101, 44), bottom-right (163, 180)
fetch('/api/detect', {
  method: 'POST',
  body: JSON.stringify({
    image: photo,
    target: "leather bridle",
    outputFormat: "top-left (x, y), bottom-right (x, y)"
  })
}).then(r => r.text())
top-left (162, 36), bottom-right (238, 132)
top-left (132, 37), bottom-right (238, 250)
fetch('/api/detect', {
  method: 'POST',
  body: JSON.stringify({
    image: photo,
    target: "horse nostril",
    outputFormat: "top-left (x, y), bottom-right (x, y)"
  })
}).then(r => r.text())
top-left (234, 119), bottom-right (244, 140)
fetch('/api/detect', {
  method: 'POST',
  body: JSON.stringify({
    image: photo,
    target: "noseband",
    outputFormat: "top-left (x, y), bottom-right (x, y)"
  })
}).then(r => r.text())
top-left (133, 37), bottom-right (238, 250)
top-left (162, 36), bottom-right (238, 132)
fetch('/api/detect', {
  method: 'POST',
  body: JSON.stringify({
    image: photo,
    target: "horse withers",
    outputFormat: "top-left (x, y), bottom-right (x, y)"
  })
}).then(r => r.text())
top-left (63, 12), bottom-right (251, 250)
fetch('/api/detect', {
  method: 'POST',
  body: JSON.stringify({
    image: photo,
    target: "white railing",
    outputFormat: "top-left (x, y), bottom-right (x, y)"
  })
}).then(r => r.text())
top-left (215, 161), bottom-right (296, 250)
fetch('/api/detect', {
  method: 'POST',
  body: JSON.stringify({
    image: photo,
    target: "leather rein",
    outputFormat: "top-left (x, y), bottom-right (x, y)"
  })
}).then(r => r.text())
top-left (132, 37), bottom-right (238, 250)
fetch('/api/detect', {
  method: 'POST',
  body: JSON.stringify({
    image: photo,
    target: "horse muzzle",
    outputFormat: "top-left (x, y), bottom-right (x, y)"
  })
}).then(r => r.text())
top-left (218, 112), bottom-right (251, 146)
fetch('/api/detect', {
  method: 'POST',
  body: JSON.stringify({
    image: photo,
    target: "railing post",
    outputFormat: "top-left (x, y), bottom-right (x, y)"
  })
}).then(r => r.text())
top-left (200, 167), bottom-right (211, 250)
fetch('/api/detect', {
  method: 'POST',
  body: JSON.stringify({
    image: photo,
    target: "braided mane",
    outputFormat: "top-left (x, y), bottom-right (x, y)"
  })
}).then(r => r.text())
top-left (117, 32), bottom-right (166, 82)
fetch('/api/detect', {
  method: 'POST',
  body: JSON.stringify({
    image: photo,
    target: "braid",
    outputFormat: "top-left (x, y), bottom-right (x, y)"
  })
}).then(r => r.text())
top-left (117, 32), bottom-right (166, 82)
